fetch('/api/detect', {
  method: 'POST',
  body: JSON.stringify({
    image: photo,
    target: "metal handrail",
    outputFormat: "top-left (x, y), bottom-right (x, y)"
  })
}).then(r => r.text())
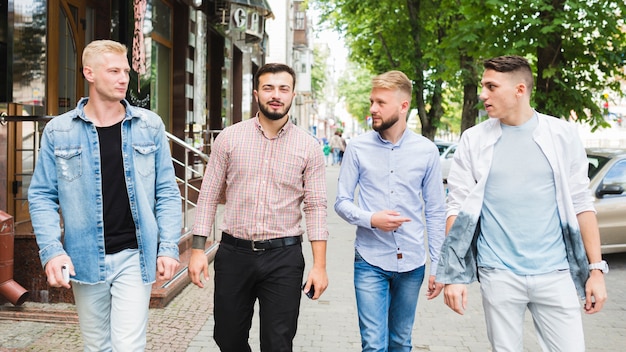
top-left (0, 114), bottom-right (53, 125)
top-left (164, 131), bottom-right (211, 237)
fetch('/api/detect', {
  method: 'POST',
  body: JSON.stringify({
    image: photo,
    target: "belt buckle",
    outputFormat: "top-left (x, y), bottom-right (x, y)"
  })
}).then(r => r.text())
top-left (251, 240), bottom-right (265, 252)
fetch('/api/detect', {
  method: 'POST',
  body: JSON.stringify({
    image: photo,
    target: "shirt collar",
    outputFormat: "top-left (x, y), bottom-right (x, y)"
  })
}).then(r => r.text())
top-left (375, 127), bottom-right (410, 147)
top-left (253, 113), bottom-right (292, 139)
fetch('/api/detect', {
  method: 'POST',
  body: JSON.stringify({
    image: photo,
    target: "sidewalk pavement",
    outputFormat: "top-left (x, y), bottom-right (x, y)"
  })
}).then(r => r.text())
top-left (2, 165), bottom-right (626, 351)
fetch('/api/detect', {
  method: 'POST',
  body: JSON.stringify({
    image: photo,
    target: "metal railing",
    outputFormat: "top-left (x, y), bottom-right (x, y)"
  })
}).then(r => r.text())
top-left (165, 131), bottom-right (210, 236)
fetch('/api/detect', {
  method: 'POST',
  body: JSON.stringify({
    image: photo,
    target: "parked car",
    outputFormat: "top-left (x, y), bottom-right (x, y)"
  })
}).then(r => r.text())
top-left (586, 148), bottom-right (626, 254)
top-left (435, 140), bottom-right (457, 182)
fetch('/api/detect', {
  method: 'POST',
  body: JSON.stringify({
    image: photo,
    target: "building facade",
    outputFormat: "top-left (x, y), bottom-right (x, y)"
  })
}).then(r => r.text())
top-left (0, 0), bottom-right (274, 305)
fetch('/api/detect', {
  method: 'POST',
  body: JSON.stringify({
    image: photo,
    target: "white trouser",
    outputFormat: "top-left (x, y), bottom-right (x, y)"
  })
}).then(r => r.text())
top-left (479, 267), bottom-right (584, 352)
top-left (72, 249), bottom-right (152, 352)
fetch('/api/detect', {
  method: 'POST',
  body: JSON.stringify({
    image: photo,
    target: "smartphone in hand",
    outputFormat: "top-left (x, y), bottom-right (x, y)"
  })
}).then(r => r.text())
top-left (302, 283), bottom-right (315, 299)
top-left (61, 263), bottom-right (70, 283)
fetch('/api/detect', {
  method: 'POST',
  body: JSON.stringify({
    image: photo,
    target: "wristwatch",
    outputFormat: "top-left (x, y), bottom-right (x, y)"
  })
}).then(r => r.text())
top-left (588, 260), bottom-right (609, 274)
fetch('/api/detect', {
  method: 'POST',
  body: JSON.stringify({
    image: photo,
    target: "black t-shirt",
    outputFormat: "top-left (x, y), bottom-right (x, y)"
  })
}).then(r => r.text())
top-left (96, 121), bottom-right (138, 254)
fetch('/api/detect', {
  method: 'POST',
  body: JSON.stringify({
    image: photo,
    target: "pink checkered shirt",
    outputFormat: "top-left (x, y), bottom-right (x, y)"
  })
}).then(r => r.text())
top-left (192, 117), bottom-right (329, 242)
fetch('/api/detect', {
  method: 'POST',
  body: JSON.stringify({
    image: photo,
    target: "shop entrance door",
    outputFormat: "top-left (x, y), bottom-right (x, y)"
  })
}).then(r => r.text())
top-left (2, 104), bottom-right (48, 231)
top-left (3, 0), bottom-right (96, 231)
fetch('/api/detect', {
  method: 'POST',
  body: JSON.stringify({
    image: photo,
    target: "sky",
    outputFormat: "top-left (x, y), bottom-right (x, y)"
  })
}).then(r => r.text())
top-left (310, 8), bottom-right (348, 75)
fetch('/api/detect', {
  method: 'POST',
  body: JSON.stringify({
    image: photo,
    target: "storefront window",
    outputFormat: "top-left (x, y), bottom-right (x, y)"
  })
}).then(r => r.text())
top-left (150, 40), bottom-right (171, 128)
top-left (151, 0), bottom-right (171, 41)
top-left (1, 1), bottom-right (8, 102)
top-left (11, 0), bottom-right (46, 107)
top-left (57, 7), bottom-right (77, 114)
top-left (128, 0), bottom-right (172, 129)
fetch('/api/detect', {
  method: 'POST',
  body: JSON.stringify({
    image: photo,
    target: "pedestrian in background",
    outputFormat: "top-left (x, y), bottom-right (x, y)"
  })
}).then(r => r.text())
top-left (188, 63), bottom-right (329, 352)
top-left (28, 39), bottom-right (182, 351)
top-left (437, 55), bottom-right (607, 351)
top-left (323, 141), bottom-right (332, 166)
top-left (335, 70), bottom-right (446, 352)
top-left (330, 130), bottom-right (345, 165)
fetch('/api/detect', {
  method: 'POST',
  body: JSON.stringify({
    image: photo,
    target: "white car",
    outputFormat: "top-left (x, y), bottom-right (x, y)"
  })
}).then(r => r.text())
top-left (435, 141), bottom-right (457, 182)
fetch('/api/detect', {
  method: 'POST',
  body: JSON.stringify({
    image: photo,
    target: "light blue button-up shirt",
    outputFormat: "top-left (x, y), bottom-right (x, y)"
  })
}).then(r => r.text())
top-left (334, 129), bottom-right (446, 275)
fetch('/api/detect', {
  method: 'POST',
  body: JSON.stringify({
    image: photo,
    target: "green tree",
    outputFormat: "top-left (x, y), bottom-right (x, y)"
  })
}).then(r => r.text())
top-left (314, 0), bottom-right (626, 135)
top-left (311, 45), bottom-right (329, 101)
top-left (315, 0), bottom-right (447, 140)
top-left (484, 0), bottom-right (626, 129)
top-left (338, 62), bottom-right (372, 127)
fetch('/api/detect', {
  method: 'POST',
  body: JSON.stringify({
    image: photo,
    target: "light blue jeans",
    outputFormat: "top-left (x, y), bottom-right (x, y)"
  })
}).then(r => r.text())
top-left (72, 248), bottom-right (152, 352)
top-left (332, 148), bottom-right (341, 165)
top-left (354, 250), bottom-right (425, 352)
top-left (479, 267), bottom-right (584, 352)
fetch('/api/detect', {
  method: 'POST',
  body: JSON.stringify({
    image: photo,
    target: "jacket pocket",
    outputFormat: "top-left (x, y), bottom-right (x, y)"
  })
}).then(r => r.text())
top-left (133, 144), bottom-right (157, 177)
top-left (54, 147), bottom-right (82, 181)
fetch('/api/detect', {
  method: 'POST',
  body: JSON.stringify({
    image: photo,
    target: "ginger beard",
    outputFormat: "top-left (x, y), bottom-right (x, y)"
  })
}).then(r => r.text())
top-left (372, 112), bottom-right (400, 133)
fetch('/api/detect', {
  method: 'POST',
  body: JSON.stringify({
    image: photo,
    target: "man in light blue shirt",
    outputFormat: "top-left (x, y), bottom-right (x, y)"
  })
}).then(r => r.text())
top-left (335, 70), bottom-right (446, 352)
top-left (437, 56), bottom-right (607, 351)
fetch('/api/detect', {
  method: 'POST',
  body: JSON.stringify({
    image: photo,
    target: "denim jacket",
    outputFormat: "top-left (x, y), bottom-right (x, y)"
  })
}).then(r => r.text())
top-left (28, 98), bottom-right (181, 284)
top-left (436, 113), bottom-right (594, 298)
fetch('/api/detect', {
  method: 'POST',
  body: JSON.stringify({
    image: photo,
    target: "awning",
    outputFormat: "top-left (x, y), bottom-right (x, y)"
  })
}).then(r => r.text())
top-left (229, 0), bottom-right (274, 18)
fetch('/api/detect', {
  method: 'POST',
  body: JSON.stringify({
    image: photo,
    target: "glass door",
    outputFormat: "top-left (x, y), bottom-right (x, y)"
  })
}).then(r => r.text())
top-left (4, 103), bottom-right (43, 230)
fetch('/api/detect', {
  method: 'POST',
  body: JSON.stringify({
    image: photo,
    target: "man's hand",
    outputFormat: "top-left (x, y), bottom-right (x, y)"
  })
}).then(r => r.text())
top-left (44, 255), bottom-right (73, 289)
top-left (443, 283), bottom-right (467, 315)
top-left (157, 256), bottom-right (180, 281)
top-left (371, 210), bottom-right (411, 232)
top-left (425, 275), bottom-right (443, 300)
top-left (304, 240), bottom-right (328, 300)
top-left (303, 265), bottom-right (328, 300)
top-left (584, 270), bottom-right (607, 314)
top-left (188, 249), bottom-right (209, 288)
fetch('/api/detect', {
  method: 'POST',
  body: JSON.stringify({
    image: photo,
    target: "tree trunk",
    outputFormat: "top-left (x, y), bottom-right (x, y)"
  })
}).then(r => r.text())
top-left (460, 54), bottom-right (479, 134)
top-left (535, 0), bottom-right (565, 115)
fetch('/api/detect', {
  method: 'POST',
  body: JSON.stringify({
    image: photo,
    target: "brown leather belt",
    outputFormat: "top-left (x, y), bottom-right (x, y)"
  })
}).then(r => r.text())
top-left (221, 232), bottom-right (302, 252)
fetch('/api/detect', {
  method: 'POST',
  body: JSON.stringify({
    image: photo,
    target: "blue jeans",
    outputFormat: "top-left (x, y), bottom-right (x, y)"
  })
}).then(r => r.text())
top-left (332, 148), bottom-right (341, 165)
top-left (354, 250), bottom-right (425, 352)
top-left (72, 249), bottom-right (152, 352)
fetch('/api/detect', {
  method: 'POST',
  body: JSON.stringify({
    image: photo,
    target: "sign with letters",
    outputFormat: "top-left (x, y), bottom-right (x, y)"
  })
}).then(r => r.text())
top-left (230, 5), bottom-right (264, 42)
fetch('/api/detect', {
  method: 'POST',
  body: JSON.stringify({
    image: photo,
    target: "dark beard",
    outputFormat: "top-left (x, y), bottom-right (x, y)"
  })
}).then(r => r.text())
top-left (372, 114), bottom-right (399, 132)
top-left (259, 101), bottom-right (292, 121)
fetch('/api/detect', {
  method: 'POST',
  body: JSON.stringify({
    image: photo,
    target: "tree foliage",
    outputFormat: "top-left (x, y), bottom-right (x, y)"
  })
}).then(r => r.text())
top-left (314, 0), bottom-right (626, 136)
top-left (314, 0), bottom-right (448, 140)
top-left (474, 0), bottom-right (626, 129)
top-left (337, 62), bottom-right (372, 126)
top-left (311, 45), bottom-right (329, 101)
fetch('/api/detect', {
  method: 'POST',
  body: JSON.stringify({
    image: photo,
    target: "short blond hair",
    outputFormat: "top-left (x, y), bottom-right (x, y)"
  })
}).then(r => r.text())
top-left (82, 40), bottom-right (127, 68)
top-left (372, 71), bottom-right (413, 100)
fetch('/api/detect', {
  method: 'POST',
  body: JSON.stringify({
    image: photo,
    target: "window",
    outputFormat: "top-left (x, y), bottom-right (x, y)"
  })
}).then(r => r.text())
top-left (602, 159), bottom-right (626, 197)
top-left (295, 11), bottom-right (305, 30)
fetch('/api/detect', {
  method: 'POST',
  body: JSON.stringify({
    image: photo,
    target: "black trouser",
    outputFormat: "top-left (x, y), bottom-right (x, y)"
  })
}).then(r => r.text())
top-left (213, 240), bottom-right (305, 352)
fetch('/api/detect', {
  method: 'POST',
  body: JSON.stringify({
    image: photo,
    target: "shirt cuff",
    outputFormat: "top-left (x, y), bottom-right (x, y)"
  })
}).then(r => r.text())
top-left (192, 235), bottom-right (207, 250)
